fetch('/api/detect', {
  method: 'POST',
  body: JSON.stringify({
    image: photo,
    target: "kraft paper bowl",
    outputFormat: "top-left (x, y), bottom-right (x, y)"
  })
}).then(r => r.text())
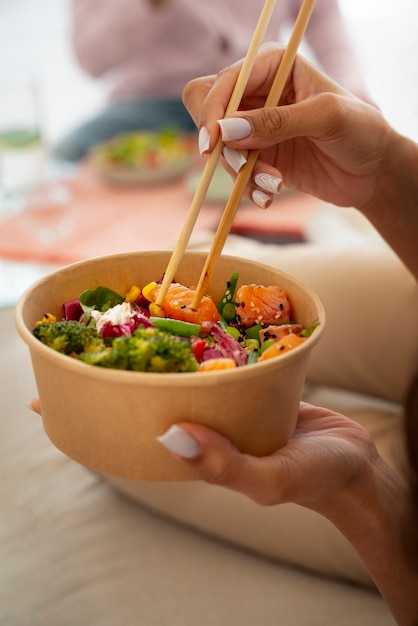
top-left (15, 250), bottom-right (325, 481)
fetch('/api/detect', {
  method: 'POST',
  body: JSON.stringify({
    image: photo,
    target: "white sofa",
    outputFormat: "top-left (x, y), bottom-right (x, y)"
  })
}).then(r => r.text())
top-left (3, 240), bottom-right (417, 626)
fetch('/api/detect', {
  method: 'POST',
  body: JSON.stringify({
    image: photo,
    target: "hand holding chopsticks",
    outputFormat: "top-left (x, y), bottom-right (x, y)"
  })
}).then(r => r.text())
top-left (191, 0), bottom-right (316, 309)
top-left (157, 0), bottom-right (317, 309)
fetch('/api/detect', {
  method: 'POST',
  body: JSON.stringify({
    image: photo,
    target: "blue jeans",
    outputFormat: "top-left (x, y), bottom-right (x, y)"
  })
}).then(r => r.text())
top-left (52, 98), bottom-right (197, 162)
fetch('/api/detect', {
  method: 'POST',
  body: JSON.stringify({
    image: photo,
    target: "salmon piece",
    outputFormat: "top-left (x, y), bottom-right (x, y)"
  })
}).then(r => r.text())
top-left (259, 323), bottom-right (303, 344)
top-left (235, 284), bottom-right (290, 328)
top-left (259, 333), bottom-right (306, 361)
top-left (149, 282), bottom-right (220, 325)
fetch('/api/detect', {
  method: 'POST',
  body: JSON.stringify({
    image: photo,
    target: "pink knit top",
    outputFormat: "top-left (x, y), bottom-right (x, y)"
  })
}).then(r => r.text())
top-left (72, 0), bottom-right (366, 102)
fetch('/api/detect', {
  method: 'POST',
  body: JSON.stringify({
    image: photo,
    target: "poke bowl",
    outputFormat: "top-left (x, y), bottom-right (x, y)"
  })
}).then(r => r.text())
top-left (14, 250), bottom-right (325, 481)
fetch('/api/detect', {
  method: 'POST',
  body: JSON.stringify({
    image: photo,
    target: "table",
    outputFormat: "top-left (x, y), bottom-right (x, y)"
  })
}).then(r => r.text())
top-left (0, 163), bottom-right (319, 308)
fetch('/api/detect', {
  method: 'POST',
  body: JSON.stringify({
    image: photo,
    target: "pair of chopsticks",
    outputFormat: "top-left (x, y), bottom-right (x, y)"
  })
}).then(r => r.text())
top-left (156, 0), bottom-right (317, 310)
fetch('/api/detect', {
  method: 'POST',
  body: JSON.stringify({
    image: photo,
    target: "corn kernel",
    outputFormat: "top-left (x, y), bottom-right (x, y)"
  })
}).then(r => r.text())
top-left (35, 313), bottom-right (56, 325)
top-left (142, 281), bottom-right (158, 301)
top-left (149, 302), bottom-right (166, 318)
top-left (125, 285), bottom-right (141, 303)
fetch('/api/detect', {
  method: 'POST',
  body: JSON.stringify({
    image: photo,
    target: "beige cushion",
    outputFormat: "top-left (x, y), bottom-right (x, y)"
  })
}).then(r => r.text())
top-left (105, 242), bottom-right (416, 586)
top-left (104, 400), bottom-right (402, 588)
top-left (245, 241), bottom-right (418, 403)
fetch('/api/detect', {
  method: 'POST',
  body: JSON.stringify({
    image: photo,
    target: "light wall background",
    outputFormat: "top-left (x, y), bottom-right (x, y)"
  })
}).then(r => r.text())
top-left (0, 0), bottom-right (417, 145)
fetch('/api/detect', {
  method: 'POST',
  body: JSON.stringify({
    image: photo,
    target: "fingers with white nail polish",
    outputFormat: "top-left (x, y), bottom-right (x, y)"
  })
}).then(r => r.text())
top-left (223, 146), bottom-right (247, 173)
top-left (157, 425), bottom-right (201, 459)
top-left (218, 117), bottom-right (252, 142)
top-left (254, 172), bottom-right (282, 194)
top-left (252, 189), bottom-right (273, 209)
top-left (199, 120), bottom-right (283, 202)
top-left (199, 125), bottom-right (247, 173)
top-left (198, 126), bottom-right (211, 155)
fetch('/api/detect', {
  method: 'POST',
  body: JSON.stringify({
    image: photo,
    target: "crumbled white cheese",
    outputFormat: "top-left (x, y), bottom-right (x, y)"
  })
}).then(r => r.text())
top-left (91, 302), bottom-right (134, 333)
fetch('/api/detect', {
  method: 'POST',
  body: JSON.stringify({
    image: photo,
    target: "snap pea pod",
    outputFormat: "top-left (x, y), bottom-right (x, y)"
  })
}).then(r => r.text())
top-left (299, 319), bottom-right (321, 337)
top-left (149, 317), bottom-right (201, 338)
top-left (247, 349), bottom-right (260, 365)
top-left (245, 324), bottom-right (263, 340)
top-left (225, 325), bottom-right (240, 340)
top-left (260, 339), bottom-right (275, 353)
top-left (217, 272), bottom-right (239, 315)
top-left (221, 302), bottom-right (236, 324)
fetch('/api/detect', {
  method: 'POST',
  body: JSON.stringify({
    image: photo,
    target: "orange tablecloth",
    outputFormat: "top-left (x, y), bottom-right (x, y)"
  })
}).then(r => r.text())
top-left (0, 165), bottom-right (317, 266)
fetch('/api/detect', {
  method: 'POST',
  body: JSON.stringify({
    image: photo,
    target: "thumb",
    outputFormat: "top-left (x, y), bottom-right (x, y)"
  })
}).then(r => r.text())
top-left (157, 423), bottom-right (284, 506)
top-left (218, 94), bottom-right (348, 150)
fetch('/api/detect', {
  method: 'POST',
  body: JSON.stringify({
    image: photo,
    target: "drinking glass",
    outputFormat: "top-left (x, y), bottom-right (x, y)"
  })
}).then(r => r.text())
top-left (0, 75), bottom-right (46, 215)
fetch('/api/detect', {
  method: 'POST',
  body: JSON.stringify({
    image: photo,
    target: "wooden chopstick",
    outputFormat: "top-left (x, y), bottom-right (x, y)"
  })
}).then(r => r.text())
top-left (191, 0), bottom-right (317, 310)
top-left (155, 0), bottom-right (278, 306)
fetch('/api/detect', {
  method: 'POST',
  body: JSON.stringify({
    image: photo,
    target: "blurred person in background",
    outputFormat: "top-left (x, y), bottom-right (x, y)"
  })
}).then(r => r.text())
top-left (53, 0), bottom-right (370, 162)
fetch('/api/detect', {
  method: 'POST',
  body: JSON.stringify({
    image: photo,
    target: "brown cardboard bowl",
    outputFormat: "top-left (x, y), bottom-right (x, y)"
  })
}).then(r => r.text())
top-left (15, 250), bottom-right (325, 481)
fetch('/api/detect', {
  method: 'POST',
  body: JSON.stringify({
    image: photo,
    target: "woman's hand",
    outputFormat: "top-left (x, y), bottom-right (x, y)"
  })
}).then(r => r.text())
top-left (158, 403), bottom-right (418, 625)
top-left (158, 402), bottom-right (379, 515)
top-left (182, 43), bottom-right (392, 212)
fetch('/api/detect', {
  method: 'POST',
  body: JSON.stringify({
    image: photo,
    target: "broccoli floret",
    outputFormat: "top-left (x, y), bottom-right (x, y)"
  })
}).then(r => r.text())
top-left (78, 342), bottom-right (130, 369)
top-left (79, 327), bottom-right (198, 373)
top-left (34, 321), bottom-right (198, 373)
top-left (33, 320), bottom-right (105, 355)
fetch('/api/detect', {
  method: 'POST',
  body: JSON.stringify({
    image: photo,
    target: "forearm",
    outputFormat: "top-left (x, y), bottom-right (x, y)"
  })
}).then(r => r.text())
top-left (363, 131), bottom-right (418, 279)
top-left (318, 458), bottom-right (418, 625)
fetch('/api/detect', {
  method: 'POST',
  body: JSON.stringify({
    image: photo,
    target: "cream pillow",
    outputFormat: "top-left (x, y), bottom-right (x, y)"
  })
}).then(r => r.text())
top-left (254, 243), bottom-right (418, 403)
top-left (104, 243), bottom-right (416, 586)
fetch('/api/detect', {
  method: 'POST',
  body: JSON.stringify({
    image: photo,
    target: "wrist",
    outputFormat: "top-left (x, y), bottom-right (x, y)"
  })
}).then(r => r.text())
top-left (318, 456), bottom-right (408, 543)
top-left (315, 457), bottom-right (418, 623)
top-left (364, 129), bottom-right (418, 213)
top-left (362, 130), bottom-right (418, 276)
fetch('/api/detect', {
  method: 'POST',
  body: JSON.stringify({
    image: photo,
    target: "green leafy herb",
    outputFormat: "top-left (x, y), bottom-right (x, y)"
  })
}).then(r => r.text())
top-left (79, 286), bottom-right (125, 321)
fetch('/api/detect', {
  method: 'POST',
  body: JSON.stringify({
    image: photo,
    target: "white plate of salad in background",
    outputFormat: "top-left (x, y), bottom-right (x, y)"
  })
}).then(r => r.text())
top-left (89, 128), bottom-right (197, 185)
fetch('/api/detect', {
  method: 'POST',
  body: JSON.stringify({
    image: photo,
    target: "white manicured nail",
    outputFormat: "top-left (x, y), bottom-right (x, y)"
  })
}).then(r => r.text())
top-left (252, 189), bottom-right (272, 209)
top-left (157, 425), bottom-right (201, 459)
top-left (223, 146), bottom-right (247, 173)
top-left (218, 118), bottom-right (252, 141)
top-left (198, 126), bottom-right (210, 155)
top-left (254, 172), bottom-right (282, 194)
